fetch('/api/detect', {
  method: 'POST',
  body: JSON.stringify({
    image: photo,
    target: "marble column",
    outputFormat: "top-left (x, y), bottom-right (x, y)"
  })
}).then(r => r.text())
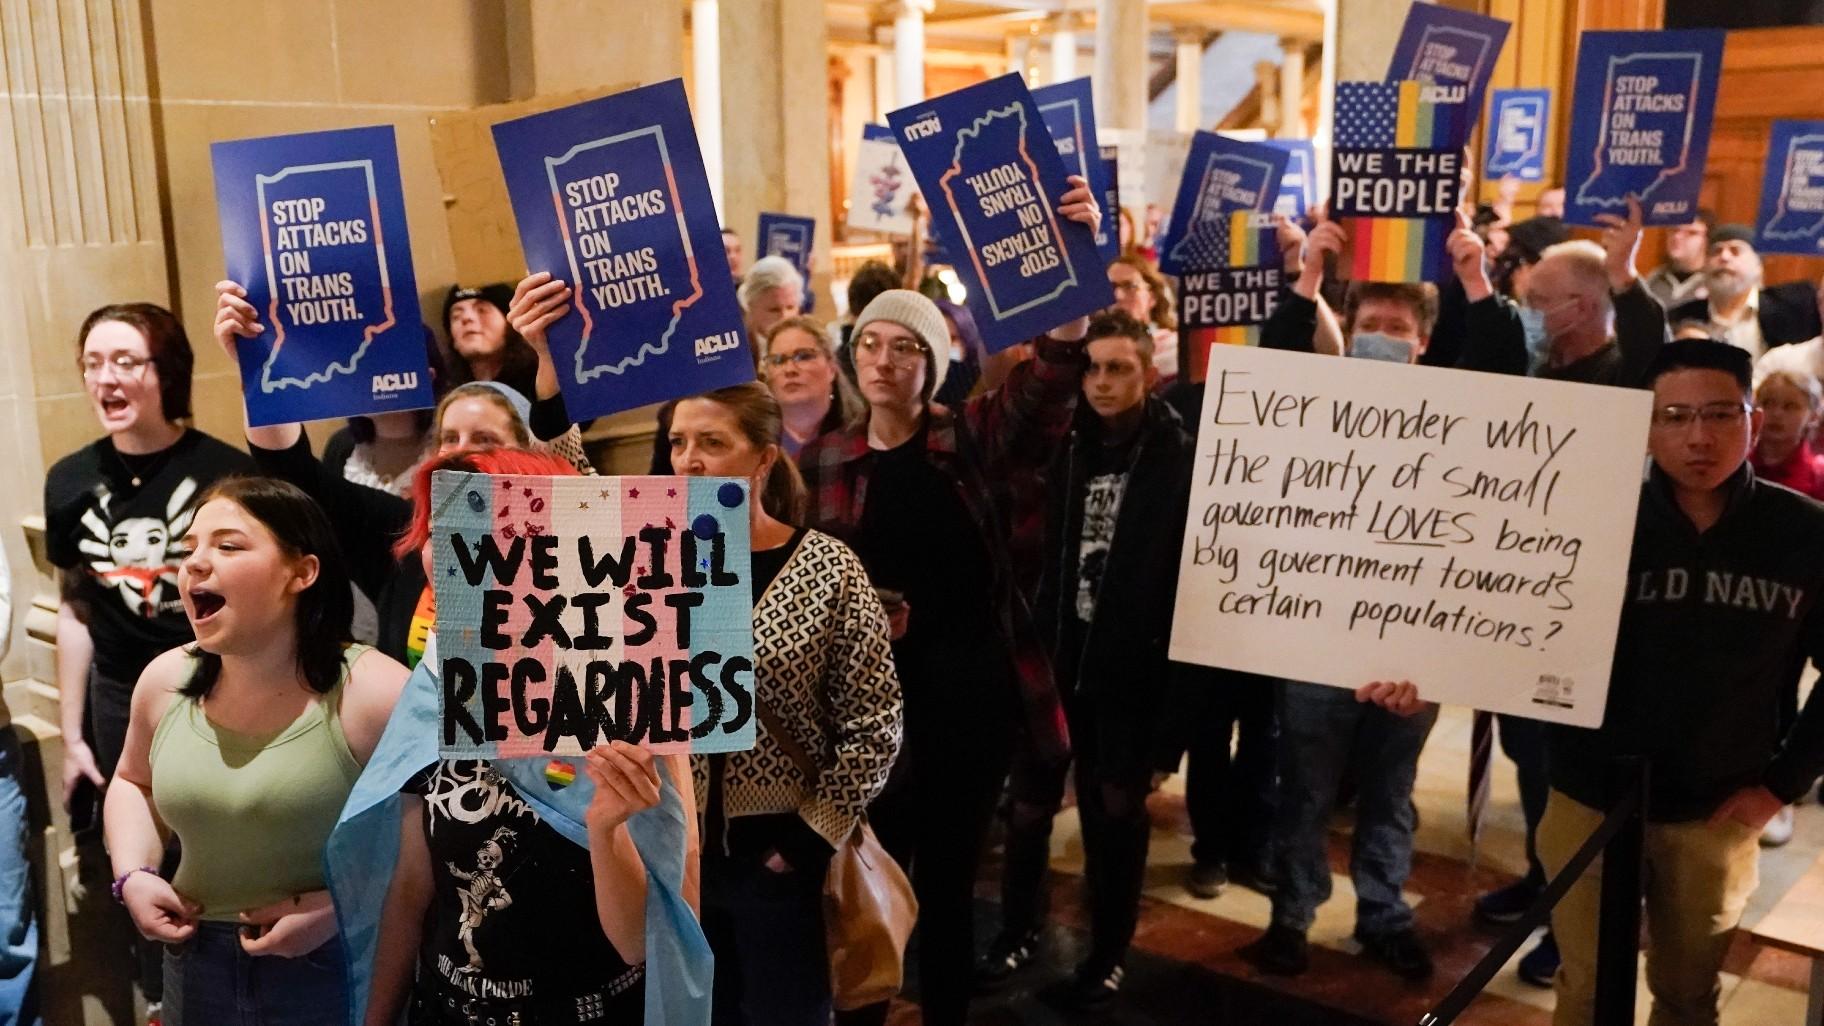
top-left (1175, 30), bottom-right (1204, 133)
top-left (1278, 40), bottom-right (1308, 138)
top-left (892, 0), bottom-right (933, 106)
top-left (722, 0), bottom-right (835, 307)
top-left (1051, 14), bottom-right (1079, 84)
top-left (1094, 0), bottom-right (1149, 133)
top-left (692, 0), bottom-right (725, 219)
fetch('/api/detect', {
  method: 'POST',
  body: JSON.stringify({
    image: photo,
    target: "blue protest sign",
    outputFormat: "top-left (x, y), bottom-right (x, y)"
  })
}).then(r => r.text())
top-left (492, 79), bottom-right (753, 419)
top-left (1033, 77), bottom-right (1119, 262)
top-left (1485, 89), bottom-right (1551, 182)
top-left (758, 212), bottom-right (816, 312)
top-left (211, 125), bottom-right (433, 427)
top-left (1099, 146), bottom-right (1121, 249)
top-left (1565, 30), bottom-right (1725, 226)
top-left (1385, 5), bottom-right (1510, 147)
top-left (1264, 139), bottom-right (1318, 220)
top-left (887, 72), bottom-right (1114, 352)
top-left (1155, 132), bottom-right (1287, 275)
top-left (1755, 120), bottom-right (1824, 256)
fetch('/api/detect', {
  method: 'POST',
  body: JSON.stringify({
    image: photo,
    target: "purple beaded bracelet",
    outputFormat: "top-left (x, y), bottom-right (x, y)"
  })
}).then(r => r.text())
top-left (110, 866), bottom-right (158, 904)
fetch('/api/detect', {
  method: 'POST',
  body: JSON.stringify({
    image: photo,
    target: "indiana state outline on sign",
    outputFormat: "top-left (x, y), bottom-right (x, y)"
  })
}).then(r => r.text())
top-left (1764, 132), bottom-right (1824, 244)
top-left (544, 125), bottom-right (704, 384)
top-left (1573, 50), bottom-right (1705, 211)
top-left (255, 159), bottom-right (397, 393)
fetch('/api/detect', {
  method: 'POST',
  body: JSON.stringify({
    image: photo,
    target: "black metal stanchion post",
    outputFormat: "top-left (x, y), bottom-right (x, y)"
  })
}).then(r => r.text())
top-left (1593, 757), bottom-right (1648, 1024)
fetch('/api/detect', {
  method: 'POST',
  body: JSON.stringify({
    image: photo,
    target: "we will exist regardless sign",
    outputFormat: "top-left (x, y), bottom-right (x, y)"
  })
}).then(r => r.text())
top-left (431, 471), bottom-right (757, 757)
top-left (1170, 347), bottom-right (1651, 727)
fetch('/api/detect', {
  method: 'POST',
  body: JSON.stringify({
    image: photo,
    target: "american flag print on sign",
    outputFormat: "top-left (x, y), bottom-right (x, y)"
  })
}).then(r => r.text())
top-left (1332, 81), bottom-right (1458, 283)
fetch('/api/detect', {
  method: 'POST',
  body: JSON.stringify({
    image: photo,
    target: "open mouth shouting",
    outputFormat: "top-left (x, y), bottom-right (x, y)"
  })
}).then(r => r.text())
top-left (188, 587), bottom-right (226, 625)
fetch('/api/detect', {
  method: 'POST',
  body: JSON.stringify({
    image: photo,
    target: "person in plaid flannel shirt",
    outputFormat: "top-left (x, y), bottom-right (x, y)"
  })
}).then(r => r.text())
top-left (798, 176), bottom-right (1100, 1026)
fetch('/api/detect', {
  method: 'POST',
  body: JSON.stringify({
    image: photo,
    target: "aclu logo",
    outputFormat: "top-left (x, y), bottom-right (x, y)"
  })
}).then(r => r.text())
top-left (694, 330), bottom-right (743, 362)
top-left (905, 112), bottom-right (943, 141)
top-left (1420, 84), bottom-right (1466, 104)
top-left (371, 371), bottom-right (418, 396)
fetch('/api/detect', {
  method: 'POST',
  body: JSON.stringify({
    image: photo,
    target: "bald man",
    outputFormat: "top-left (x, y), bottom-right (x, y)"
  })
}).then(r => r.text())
top-left (1456, 195), bottom-right (1670, 387)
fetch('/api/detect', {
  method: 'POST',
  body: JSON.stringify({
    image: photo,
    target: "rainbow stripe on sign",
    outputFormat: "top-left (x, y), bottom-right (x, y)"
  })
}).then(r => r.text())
top-left (1334, 80), bottom-right (1455, 283)
top-left (1209, 212), bottom-right (1264, 347)
top-left (1340, 213), bottom-right (1453, 284)
top-left (1396, 80), bottom-right (1444, 148)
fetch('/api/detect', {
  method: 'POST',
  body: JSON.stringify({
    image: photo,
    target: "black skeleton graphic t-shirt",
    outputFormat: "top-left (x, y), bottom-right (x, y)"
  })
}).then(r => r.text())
top-left (411, 760), bottom-right (645, 1016)
top-left (43, 430), bottom-right (254, 683)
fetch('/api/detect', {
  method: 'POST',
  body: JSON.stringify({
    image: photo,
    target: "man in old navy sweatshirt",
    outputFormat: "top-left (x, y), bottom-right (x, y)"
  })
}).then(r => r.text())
top-left (1369, 338), bottom-right (1824, 1026)
top-left (1539, 340), bottom-right (1824, 1026)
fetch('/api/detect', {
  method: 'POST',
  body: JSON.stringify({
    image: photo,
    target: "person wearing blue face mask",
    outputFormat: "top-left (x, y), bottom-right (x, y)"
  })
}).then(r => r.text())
top-left (1261, 216), bottom-right (1436, 366)
top-left (1455, 195), bottom-right (1669, 388)
top-left (1447, 196), bottom-right (1668, 987)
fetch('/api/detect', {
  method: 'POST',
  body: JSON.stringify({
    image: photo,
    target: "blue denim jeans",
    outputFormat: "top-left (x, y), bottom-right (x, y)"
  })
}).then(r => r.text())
top-left (1270, 681), bottom-right (1438, 937)
top-left (162, 922), bottom-right (345, 1026)
top-left (0, 730), bottom-right (38, 1026)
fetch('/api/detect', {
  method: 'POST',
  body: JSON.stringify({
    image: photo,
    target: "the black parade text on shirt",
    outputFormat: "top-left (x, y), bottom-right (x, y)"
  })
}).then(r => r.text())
top-left (1332, 149), bottom-right (1463, 219)
top-left (438, 524), bottom-right (754, 752)
top-left (1185, 368), bottom-right (1592, 651)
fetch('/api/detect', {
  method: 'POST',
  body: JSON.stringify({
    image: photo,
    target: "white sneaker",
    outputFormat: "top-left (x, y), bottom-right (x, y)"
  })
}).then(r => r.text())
top-left (1761, 806), bottom-right (1795, 848)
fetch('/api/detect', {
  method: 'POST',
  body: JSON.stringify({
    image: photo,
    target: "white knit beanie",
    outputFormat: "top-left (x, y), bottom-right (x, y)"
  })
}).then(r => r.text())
top-left (853, 289), bottom-right (952, 395)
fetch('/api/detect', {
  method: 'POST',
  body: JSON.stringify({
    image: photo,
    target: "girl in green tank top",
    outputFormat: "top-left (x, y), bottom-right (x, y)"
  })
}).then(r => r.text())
top-left (104, 477), bottom-right (407, 1026)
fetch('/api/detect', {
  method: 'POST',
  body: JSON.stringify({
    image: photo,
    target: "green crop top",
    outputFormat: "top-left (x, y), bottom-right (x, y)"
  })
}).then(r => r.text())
top-left (149, 644), bottom-right (367, 920)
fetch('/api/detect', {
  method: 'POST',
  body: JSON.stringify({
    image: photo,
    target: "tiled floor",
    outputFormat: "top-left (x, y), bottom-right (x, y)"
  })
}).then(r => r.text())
top-left (891, 702), bottom-right (1823, 1024)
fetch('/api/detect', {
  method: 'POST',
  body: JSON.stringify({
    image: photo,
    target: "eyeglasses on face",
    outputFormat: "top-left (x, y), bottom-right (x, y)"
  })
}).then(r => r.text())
top-left (763, 349), bottom-right (825, 369)
top-left (1650, 402), bottom-right (1751, 429)
top-left (79, 353), bottom-right (153, 379)
top-left (853, 331), bottom-right (929, 368)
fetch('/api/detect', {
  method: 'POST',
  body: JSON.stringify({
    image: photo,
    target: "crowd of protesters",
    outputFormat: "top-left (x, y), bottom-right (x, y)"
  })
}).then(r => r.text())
top-left (19, 128), bottom-right (1824, 1026)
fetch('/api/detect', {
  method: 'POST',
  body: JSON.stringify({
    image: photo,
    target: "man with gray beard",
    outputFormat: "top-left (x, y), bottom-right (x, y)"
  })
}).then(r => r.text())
top-left (1669, 224), bottom-right (1821, 359)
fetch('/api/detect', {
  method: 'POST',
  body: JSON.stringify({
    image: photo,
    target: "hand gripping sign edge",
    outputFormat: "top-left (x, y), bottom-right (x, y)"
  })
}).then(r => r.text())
top-left (1763, 132), bottom-right (1824, 243)
top-left (937, 103), bottom-right (1080, 322)
top-left (254, 159), bottom-right (397, 393)
top-left (1572, 50), bottom-right (1706, 212)
top-left (543, 126), bottom-right (705, 385)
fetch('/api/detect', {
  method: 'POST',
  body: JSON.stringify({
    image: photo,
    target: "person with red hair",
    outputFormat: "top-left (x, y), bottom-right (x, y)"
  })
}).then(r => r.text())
top-left (212, 283), bottom-right (593, 672)
top-left (340, 445), bottom-right (700, 1026)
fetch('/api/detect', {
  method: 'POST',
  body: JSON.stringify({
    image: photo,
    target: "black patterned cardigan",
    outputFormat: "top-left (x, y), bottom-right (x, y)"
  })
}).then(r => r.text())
top-left (693, 529), bottom-right (903, 848)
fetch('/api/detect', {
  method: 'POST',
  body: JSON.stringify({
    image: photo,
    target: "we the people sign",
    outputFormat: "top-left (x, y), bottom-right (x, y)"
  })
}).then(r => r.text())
top-left (431, 471), bottom-right (757, 757)
top-left (1170, 346), bottom-right (1651, 727)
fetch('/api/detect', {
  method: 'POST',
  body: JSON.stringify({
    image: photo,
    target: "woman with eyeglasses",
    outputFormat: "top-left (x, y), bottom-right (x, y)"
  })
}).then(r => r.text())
top-left (44, 304), bottom-right (256, 1021)
top-left (1106, 255), bottom-right (1179, 383)
top-left (760, 316), bottom-right (865, 457)
top-left (799, 175), bottom-right (1100, 1026)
